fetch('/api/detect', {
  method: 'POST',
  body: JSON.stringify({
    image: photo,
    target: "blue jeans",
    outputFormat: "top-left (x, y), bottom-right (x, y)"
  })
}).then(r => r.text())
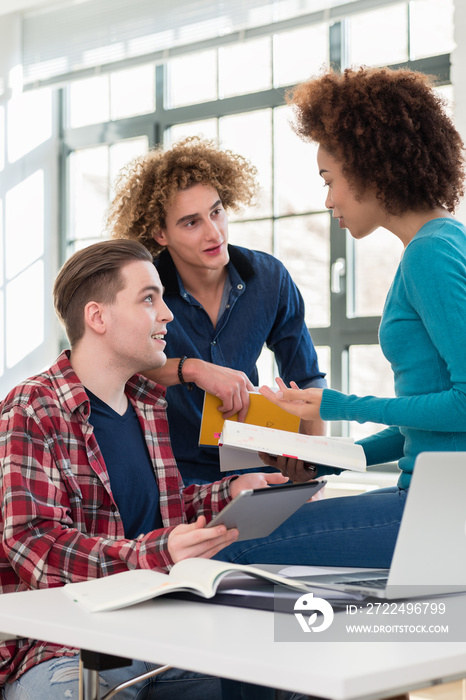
top-left (1, 657), bottom-right (222, 700)
top-left (215, 487), bottom-right (407, 569)
top-left (1, 656), bottom-right (303, 700)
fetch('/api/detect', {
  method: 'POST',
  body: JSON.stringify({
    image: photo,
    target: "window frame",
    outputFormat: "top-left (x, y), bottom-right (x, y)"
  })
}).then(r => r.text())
top-left (59, 12), bottom-right (452, 466)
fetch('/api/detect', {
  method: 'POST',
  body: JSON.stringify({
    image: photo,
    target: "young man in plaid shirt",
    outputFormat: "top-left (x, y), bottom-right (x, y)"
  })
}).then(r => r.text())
top-left (0, 239), bottom-right (288, 700)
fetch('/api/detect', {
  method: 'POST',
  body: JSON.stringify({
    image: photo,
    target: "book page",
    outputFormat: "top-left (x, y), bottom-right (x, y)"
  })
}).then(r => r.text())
top-left (219, 421), bottom-right (366, 472)
top-left (63, 569), bottom-right (175, 612)
top-left (64, 558), bottom-right (311, 612)
top-left (170, 558), bottom-right (309, 594)
top-left (63, 568), bottom-right (226, 612)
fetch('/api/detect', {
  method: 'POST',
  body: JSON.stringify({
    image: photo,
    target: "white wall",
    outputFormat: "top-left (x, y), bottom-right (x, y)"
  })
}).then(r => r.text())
top-left (0, 11), bottom-right (60, 397)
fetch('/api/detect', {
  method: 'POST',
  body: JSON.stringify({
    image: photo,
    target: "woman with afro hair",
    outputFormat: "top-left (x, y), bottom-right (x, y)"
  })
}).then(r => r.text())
top-left (221, 66), bottom-right (466, 570)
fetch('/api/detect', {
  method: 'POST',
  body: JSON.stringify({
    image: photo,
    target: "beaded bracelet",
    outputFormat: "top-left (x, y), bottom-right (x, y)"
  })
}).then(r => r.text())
top-left (177, 356), bottom-right (193, 390)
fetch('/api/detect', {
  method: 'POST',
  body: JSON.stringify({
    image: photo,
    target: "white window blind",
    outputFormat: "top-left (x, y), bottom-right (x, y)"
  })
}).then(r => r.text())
top-left (22, 0), bottom-right (399, 87)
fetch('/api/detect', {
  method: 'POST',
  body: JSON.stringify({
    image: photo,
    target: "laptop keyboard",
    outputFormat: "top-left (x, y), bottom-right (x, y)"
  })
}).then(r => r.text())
top-left (346, 578), bottom-right (388, 589)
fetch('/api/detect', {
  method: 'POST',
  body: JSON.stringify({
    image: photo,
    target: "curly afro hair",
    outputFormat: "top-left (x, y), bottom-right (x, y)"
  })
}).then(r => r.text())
top-left (288, 66), bottom-right (465, 215)
top-left (107, 136), bottom-right (258, 255)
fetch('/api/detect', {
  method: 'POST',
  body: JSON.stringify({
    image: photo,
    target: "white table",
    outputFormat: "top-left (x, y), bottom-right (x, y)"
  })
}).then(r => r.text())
top-left (1, 585), bottom-right (466, 700)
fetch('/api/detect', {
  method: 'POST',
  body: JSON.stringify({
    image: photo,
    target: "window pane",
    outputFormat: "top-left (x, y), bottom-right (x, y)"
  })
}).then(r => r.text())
top-left (68, 146), bottom-right (109, 245)
top-left (435, 84), bottom-right (454, 120)
top-left (168, 119), bottom-right (218, 144)
top-left (110, 64), bottom-right (155, 120)
top-left (352, 227), bottom-right (402, 318)
top-left (409, 0), bottom-right (454, 60)
top-left (166, 51), bottom-right (217, 108)
top-left (220, 109), bottom-right (272, 218)
top-left (5, 170), bottom-right (44, 280)
top-left (275, 0), bottom-right (353, 20)
top-left (349, 4), bottom-right (408, 67)
top-left (274, 23), bottom-right (328, 88)
top-left (109, 136), bottom-right (149, 198)
top-left (68, 75), bottom-right (110, 128)
top-left (348, 344), bottom-right (395, 442)
top-left (316, 345), bottom-right (330, 387)
top-left (68, 238), bottom-right (102, 255)
top-left (228, 219), bottom-right (273, 255)
top-left (257, 345), bottom-right (275, 388)
top-left (276, 213), bottom-right (330, 328)
top-left (219, 38), bottom-right (271, 98)
top-left (7, 87), bottom-right (52, 163)
top-left (274, 106), bottom-right (325, 215)
top-left (6, 261), bottom-right (44, 368)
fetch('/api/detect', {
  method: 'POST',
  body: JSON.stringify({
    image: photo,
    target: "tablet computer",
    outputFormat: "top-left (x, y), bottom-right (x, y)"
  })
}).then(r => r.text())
top-left (207, 480), bottom-right (325, 542)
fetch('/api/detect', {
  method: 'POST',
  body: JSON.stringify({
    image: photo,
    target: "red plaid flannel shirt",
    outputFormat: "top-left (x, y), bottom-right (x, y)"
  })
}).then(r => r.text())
top-left (0, 351), bottom-right (233, 685)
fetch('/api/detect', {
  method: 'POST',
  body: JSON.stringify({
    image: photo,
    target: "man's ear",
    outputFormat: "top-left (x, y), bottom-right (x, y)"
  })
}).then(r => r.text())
top-left (83, 301), bottom-right (107, 335)
top-left (153, 229), bottom-right (167, 246)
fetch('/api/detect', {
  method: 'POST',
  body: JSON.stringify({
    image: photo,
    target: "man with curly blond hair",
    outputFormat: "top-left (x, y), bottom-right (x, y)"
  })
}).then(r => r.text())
top-left (108, 137), bottom-right (326, 485)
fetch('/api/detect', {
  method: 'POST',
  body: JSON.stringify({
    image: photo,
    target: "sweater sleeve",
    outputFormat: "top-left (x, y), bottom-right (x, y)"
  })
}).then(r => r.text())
top-left (357, 426), bottom-right (405, 466)
top-left (321, 233), bottom-right (466, 432)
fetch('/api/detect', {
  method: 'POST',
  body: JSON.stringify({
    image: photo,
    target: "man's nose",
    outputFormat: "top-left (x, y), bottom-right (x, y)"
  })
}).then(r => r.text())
top-left (205, 217), bottom-right (221, 239)
top-left (158, 300), bottom-right (173, 323)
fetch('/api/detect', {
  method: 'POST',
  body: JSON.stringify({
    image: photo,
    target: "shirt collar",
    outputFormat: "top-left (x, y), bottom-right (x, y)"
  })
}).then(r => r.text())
top-left (155, 244), bottom-right (255, 296)
top-left (50, 350), bottom-right (166, 419)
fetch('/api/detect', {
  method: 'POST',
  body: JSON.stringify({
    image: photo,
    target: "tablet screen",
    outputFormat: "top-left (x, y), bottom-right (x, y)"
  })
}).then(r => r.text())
top-left (207, 480), bottom-right (325, 541)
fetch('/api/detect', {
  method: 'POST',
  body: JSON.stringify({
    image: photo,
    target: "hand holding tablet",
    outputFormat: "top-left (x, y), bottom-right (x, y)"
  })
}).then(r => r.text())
top-left (207, 480), bottom-right (325, 542)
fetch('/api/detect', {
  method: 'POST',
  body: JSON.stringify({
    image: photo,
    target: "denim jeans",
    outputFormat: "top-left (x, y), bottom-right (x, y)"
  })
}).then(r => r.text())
top-left (215, 487), bottom-right (408, 569)
top-left (1, 656), bottom-right (222, 700)
top-left (1, 656), bottom-right (304, 700)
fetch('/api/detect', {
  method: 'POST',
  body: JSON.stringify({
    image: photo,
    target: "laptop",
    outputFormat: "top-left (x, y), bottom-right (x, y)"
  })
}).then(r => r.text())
top-left (299, 451), bottom-right (466, 599)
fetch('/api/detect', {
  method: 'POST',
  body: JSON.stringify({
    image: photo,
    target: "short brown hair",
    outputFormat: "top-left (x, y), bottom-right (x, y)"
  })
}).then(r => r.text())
top-left (288, 67), bottom-right (465, 215)
top-left (54, 239), bottom-right (153, 347)
top-left (107, 136), bottom-right (258, 256)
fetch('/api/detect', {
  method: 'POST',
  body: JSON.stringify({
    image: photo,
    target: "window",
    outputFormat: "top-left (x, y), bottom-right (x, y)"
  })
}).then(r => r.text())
top-left (60, 0), bottom-right (454, 450)
top-left (67, 136), bottom-right (149, 252)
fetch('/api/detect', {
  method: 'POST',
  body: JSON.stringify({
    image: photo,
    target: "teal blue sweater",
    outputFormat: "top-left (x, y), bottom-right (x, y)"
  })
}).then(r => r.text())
top-left (321, 218), bottom-right (466, 488)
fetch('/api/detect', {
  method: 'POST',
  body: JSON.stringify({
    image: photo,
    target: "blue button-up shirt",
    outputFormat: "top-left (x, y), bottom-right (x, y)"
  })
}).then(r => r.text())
top-left (155, 245), bottom-right (326, 483)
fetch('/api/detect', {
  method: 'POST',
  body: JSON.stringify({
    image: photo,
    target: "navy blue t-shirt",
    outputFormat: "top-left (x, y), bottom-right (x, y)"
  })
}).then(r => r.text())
top-left (86, 389), bottom-right (163, 538)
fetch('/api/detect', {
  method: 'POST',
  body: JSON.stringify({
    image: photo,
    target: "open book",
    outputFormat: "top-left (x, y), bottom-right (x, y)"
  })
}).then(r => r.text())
top-left (199, 390), bottom-right (300, 447)
top-left (63, 557), bottom-right (311, 613)
top-left (219, 420), bottom-right (366, 473)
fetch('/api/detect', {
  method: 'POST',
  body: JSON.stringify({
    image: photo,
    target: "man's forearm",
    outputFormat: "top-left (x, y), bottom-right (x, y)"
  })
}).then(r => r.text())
top-left (144, 357), bottom-right (205, 387)
top-left (144, 358), bottom-right (181, 386)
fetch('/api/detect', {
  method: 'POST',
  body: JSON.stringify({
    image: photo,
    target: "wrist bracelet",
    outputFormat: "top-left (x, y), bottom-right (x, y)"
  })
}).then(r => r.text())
top-left (304, 463), bottom-right (318, 474)
top-left (178, 356), bottom-right (193, 390)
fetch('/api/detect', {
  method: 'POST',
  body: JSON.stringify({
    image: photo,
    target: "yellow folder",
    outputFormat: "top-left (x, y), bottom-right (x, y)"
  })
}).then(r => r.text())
top-left (199, 391), bottom-right (300, 447)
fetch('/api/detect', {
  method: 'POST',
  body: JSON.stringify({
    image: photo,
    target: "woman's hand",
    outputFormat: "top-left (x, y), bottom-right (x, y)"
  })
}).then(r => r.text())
top-left (259, 378), bottom-right (324, 422)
